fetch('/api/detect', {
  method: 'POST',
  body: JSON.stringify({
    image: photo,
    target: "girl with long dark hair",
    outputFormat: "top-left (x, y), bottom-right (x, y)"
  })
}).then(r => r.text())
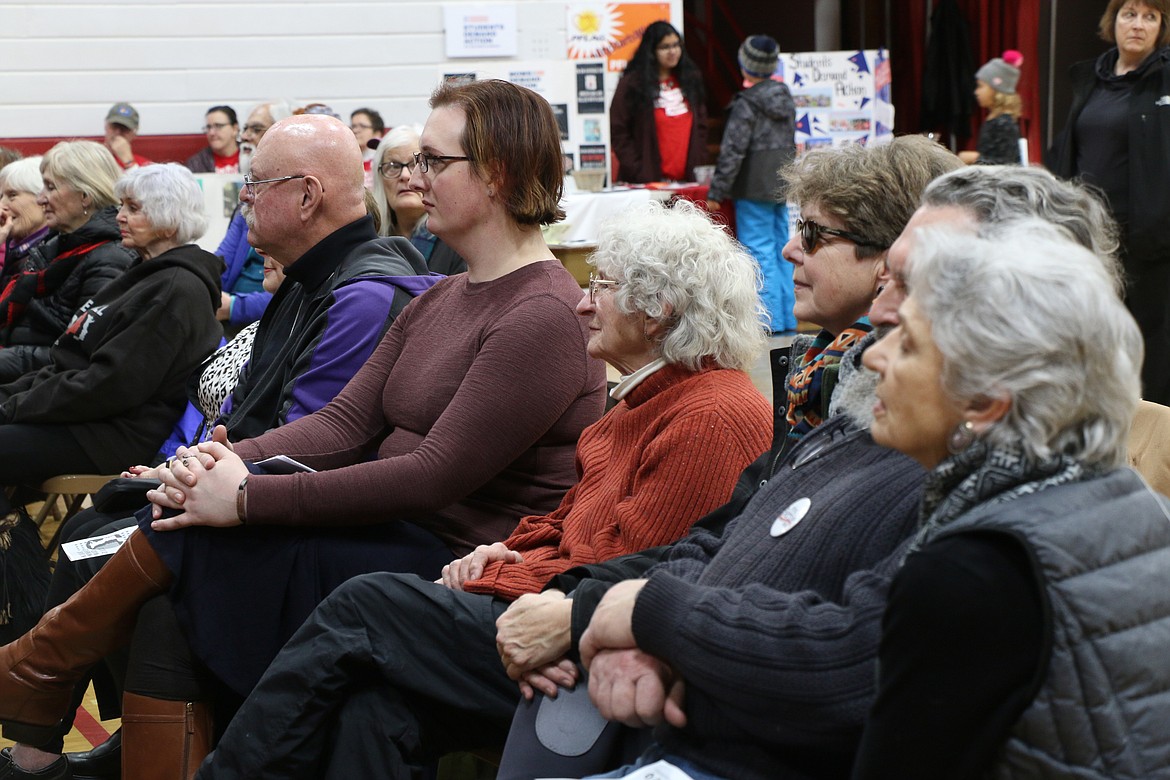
top-left (609, 21), bottom-right (707, 183)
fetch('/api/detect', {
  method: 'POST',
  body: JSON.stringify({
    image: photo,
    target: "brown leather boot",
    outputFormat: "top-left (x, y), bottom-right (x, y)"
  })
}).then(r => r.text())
top-left (121, 693), bottom-right (212, 780)
top-left (0, 531), bottom-right (171, 729)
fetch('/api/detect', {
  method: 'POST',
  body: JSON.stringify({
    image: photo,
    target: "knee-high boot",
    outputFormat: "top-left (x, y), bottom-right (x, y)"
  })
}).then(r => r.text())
top-left (0, 531), bottom-right (172, 730)
top-left (121, 693), bottom-right (212, 780)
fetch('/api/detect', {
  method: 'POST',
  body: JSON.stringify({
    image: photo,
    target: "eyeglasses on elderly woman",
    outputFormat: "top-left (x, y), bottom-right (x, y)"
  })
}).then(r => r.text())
top-left (796, 218), bottom-right (888, 254)
top-left (587, 272), bottom-right (619, 303)
top-left (379, 159), bottom-right (417, 180)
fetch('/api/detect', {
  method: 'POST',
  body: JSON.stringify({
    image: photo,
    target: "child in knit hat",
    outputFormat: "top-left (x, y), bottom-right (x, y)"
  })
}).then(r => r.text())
top-left (959, 50), bottom-right (1024, 165)
top-left (707, 34), bottom-right (797, 332)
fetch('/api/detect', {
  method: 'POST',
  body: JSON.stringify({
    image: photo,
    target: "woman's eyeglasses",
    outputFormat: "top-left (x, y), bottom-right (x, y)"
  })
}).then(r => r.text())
top-left (202, 122), bottom-right (232, 132)
top-left (379, 160), bottom-right (417, 180)
top-left (796, 218), bottom-right (888, 254)
top-left (588, 272), bottom-right (619, 303)
top-left (412, 152), bottom-right (474, 175)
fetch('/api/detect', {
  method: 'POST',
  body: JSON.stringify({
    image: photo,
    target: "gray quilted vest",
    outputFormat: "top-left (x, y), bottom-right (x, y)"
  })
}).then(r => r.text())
top-left (937, 468), bottom-right (1170, 779)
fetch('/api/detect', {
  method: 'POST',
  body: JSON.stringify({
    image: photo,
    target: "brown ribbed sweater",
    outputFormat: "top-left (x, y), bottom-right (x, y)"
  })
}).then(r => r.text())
top-left (233, 261), bottom-right (606, 555)
top-left (462, 362), bottom-right (772, 600)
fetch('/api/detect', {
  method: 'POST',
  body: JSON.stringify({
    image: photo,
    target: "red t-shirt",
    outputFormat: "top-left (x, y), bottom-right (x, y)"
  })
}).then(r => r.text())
top-left (653, 77), bottom-right (693, 181)
top-left (213, 150), bottom-right (240, 174)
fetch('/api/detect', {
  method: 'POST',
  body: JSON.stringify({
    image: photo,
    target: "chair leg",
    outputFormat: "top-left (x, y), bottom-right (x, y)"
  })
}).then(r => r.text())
top-left (32, 494), bottom-right (62, 529)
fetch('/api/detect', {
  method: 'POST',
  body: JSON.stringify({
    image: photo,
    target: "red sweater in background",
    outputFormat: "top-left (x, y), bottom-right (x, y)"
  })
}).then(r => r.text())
top-left (463, 362), bottom-right (772, 600)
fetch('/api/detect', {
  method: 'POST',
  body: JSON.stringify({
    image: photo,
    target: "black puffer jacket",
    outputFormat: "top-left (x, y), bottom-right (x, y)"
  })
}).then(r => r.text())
top-left (2, 205), bottom-right (135, 352)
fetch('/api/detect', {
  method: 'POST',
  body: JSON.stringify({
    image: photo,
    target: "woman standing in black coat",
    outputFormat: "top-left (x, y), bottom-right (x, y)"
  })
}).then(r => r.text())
top-left (1048, 0), bottom-right (1170, 403)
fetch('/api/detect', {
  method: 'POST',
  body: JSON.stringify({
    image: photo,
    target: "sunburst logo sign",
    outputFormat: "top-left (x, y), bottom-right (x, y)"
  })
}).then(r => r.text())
top-left (567, 3), bottom-right (671, 71)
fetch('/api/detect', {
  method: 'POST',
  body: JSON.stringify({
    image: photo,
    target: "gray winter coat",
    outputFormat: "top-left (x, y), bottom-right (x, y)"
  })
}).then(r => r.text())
top-left (708, 79), bottom-right (796, 203)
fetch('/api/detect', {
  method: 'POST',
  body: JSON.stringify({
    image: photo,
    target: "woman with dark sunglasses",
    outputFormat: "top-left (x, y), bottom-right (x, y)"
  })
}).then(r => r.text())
top-left (776, 135), bottom-right (961, 442)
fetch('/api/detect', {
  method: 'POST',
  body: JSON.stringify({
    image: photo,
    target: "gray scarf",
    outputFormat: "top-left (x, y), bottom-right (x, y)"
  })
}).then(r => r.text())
top-left (907, 436), bottom-right (1088, 557)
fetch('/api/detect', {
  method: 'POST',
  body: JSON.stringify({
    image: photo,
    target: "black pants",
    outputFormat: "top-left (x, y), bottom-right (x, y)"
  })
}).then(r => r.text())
top-left (195, 573), bottom-right (519, 780)
top-left (0, 424), bottom-right (101, 515)
top-left (1127, 262), bottom-right (1170, 405)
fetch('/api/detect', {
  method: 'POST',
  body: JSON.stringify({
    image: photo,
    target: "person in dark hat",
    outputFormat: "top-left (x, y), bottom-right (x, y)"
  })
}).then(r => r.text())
top-left (103, 102), bottom-right (152, 171)
top-left (706, 34), bottom-right (797, 334)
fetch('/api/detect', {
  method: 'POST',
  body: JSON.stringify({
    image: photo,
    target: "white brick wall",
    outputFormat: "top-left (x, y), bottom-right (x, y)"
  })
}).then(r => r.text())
top-left (0, 0), bottom-right (680, 138)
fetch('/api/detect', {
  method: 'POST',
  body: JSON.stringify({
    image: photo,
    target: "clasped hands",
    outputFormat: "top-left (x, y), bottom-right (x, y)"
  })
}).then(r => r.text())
top-left (139, 425), bottom-right (249, 531)
top-left (495, 578), bottom-right (686, 728)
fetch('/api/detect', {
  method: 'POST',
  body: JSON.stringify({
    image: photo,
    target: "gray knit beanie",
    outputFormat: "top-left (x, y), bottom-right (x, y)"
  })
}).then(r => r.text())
top-left (975, 57), bottom-right (1019, 95)
top-left (738, 35), bottom-right (780, 79)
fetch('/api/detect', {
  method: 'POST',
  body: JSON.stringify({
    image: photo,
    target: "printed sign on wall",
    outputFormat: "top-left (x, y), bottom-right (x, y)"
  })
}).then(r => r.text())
top-left (566, 2), bottom-right (671, 72)
top-left (444, 5), bottom-right (519, 58)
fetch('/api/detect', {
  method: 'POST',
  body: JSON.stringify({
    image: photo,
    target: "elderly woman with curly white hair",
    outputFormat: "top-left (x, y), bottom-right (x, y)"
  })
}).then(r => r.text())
top-left (0, 163), bottom-right (222, 525)
top-left (854, 220), bottom-right (1170, 778)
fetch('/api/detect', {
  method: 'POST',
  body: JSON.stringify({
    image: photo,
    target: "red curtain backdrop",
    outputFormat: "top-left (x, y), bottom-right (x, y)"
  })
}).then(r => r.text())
top-left (893, 0), bottom-right (1042, 162)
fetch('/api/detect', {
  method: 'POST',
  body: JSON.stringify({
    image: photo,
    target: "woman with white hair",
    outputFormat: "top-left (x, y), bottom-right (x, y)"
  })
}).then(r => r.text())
top-left (370, 124), bottom-right (467, 275)
top-left (0, 163), bottom-right (222, 525)
top-left (0, 157), bottom-right (49, 286)
top-left (854, 221), bottom-right (1170, 777)
top-left (0, 142), bottom-right (136, 382)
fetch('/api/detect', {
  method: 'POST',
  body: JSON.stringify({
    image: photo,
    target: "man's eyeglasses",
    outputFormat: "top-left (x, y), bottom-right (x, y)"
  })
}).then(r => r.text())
top-left (588, 272), bottom-right (619, 303)
top-left (242, 174), bottom-right (307, 197)
top-left (202, 122), bottom-right (233, 133)
top-left (412, 152), bottom-right (474, 175)
top-left (240, 123), bottom-right (270, 136)
top-left (379, 160), bottom-right (417, 180)
top-left (796, 218), bottom-right (888, 254)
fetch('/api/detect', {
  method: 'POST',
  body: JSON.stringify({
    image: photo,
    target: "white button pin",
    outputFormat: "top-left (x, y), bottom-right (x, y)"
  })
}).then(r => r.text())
top-left (771, 497), bottom-right (811, 537)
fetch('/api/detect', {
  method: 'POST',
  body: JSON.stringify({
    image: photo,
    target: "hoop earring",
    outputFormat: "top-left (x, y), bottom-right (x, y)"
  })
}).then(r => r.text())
top-left (947, 420), bottom-right (977, 454)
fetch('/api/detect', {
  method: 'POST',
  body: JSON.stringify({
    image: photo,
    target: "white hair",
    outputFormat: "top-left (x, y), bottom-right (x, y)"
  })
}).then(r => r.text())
top-left (0, 156), bottom-right (44, 195)
top-left (921, 164), bottom-right (1124, 293)
top-left (590, 199), bottom-right (767, 371)
top-left (370, 123), bottom-right (423, 237)
top-left (908, 219), bottom-right (1142, 469)
top-left (115, 163), bottom-right (208, 245)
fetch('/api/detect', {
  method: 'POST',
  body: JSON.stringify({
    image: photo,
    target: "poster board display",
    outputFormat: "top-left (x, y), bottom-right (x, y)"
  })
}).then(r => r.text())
top-left (779, 48), bottom-right (893, 152)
